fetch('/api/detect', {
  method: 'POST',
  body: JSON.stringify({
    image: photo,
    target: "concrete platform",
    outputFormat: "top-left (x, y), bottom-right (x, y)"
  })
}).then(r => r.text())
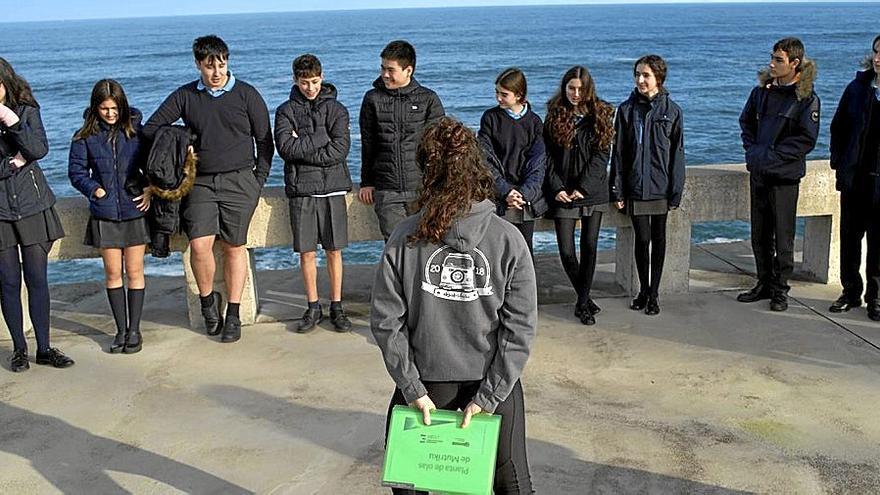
top-left (1, 242), bottom-right (879, 494)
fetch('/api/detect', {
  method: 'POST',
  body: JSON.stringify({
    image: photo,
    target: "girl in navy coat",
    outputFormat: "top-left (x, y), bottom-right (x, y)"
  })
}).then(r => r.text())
top-left (69, 79), bottom-right (151, 354)
top-left (478, 67), bottom-right (546, 255)
top-left (0, 57), bottom-right (73, 372)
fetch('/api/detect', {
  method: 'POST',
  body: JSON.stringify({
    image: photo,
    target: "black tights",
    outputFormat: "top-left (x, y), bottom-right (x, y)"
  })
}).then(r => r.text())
top-left (0, 242), bottom-right (52, 353)
top-left (631, 214), bottom-right (667, 297)
top-left (554, 213), bottom-right (603, 305)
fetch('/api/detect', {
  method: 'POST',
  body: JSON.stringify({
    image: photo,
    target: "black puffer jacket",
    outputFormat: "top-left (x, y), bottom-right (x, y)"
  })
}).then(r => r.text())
top-left (0, 104), bottom-right (56, 221)
top-left (830, 69), bottom-right (877, 192)
top-left (740, 61), bottom-right (820, 184)
top-left (544, 114), bottom-right (611, 209)
top-left (359, 77), bottom-right (445, 191)
top-left (275, 83), bottom-right (352, 197)
top-left (610, 89), bottom-right (686, 207)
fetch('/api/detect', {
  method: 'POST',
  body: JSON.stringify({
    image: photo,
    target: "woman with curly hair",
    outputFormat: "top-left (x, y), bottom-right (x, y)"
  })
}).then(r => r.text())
top-left (544, 65), bottom-right (614, 325)
top-left (371, 116), bottom-right (537, 494)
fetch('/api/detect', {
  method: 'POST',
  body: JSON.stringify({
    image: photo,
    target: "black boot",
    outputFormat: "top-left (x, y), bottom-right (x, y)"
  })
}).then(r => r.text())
top-left (106, 287), bottom-right (127, 353)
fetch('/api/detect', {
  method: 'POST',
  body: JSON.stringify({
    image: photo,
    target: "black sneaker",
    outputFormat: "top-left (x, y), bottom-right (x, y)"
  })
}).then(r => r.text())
top-left (297, 305), bottom-right (323, 333)
top-left (770, 293), bottom-right (789, 312)
top-left (10, 349), bottom-right (29, 373)
top-left (201, 291), bottom-right (223, 336)
top-left (35, 348), bottom-right (75, 368)
top-left (630, 293), bottom-right (648, 311)
top-left (329, 308), bottom-right (352, 333)
top-left (829, 295), bottom-right (861, 313)
top-left (221, 315), bottom-right (241, 343)
top-left (737, 283), bottom-right (772, 303)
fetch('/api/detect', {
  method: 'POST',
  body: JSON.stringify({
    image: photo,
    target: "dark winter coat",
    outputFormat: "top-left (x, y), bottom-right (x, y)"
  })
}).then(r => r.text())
top-left (739, 60), bottom-right (820, 184)
top-left (478, 105), bottom-right (548, 217)
top-left (68, 109), bottom-right (148, 221)
top-left (0, 104), bottom-right (56, 221)
top-left (610, 89), bottom-right (686, 207)
top-left (274, 84), bottom-right (352, 197)
top-left (359, 77), bottom-right (445, 191)
top-left (544, 114), bottom-right (611, 209)
top-left (830, 69), bottom-right (878, 192)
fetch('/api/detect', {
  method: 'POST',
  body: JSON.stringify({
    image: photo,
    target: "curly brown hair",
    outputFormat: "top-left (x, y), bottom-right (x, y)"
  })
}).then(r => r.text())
top-left (545, 66), bottom-right (614, 152)
top-left (408, 117), bottom-right (495, 245)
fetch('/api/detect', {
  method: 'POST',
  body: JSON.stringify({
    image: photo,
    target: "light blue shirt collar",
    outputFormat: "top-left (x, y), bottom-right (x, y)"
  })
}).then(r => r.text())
top-left (504, 102), bottom-right (528, 120)
top-left (197, 72), bottom-right (236, 97)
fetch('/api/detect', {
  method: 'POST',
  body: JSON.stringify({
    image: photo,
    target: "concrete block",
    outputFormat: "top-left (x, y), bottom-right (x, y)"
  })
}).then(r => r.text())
top-left (183, 244), bottom-right (259, 329)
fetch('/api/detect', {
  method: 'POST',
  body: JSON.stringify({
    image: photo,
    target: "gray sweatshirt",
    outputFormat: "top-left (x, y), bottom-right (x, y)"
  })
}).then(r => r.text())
top-left (370, 199), bottom-right (537, 413)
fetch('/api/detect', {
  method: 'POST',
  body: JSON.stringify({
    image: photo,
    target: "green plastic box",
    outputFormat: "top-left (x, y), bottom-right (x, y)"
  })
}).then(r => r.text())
top-left (382, 405), bottom-right (502, 495)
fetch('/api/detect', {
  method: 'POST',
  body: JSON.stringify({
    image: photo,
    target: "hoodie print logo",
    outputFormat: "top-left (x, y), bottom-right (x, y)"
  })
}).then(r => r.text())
top-left (421, 246), bottom-right (494, 302)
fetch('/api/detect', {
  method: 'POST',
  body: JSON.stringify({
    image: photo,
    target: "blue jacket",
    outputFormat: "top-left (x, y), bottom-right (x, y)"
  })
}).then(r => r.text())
top-left (830, 69), bottom-right (877, 192)
top-left (68, 109), bottom-right (147, 221)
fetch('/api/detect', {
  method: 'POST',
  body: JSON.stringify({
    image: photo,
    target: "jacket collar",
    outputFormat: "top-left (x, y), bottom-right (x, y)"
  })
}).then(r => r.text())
top-left (289, 83), bottom-right (338, 105)
top-left (372, 76), bottom-right (422, 96)
top-left (757, 58), bottom-right (816, 101)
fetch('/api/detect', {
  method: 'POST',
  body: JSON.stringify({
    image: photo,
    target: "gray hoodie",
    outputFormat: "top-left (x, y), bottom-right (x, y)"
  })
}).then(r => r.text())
top-left (370, 199), bottom-right (537, 413)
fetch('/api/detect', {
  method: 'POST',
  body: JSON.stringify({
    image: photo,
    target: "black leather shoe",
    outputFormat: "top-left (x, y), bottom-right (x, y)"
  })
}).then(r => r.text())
top-left (329, 308), bottom-right (352, 332)
top-left (35, 348), bottom-right (75, 368)
top-left (10, 349), bottom-right (29, 373)
top-left (109, 330), bottom-right (126, 354)
top-left (770, 293), bottom-right (789, 312)
top-left (579, 311), bottom-right (596, 326)
top-left (297, 305), bottom-right (323, 333)
top-left (737, 284), bottom-right (772, 303)
top-left (630, 293), bottom-right (648, 311)
top-left (868, 301), bottom-right (880, 321)
top-left (202, 292), bottom-right (223, 336)
top-left (124, 328), bottom-right (142, 354)
top-left (221, 316), bottom-right (241, 343)
top-left (645, 296), bottom-right (660, 316)
top-left (829, 295), bottom-right (861, 313)
top-left (586, 299), bottom-right (601, 315)
top-left (574, 303), bottom-right (585, 318)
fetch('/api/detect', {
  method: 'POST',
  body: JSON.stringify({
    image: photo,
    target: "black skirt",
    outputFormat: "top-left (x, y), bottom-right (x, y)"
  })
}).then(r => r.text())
top-left (627, 199), bottom-right (669, 216)
top-left (0, 207), bottom-right (66, 250)
top-left (84, 216), bottom-right (150, 249)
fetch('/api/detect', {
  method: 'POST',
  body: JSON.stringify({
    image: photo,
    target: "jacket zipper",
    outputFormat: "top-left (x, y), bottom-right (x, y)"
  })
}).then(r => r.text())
top-left (30, 169), bottom-right (40, 197)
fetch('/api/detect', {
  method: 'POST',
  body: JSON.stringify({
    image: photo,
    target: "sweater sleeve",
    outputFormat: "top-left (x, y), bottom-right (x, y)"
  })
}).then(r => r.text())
top-left (543, 128), bottom-right (566, 195)
top-left (609, 105), bottom-right (625, 202)
top-left (518, 118), bottom-right (547, 204)
top-left (829, 86), bottom-right (850, 170)
top-left (293, 103), bottom-right (351, 167)
top-left (359, 93), bottom-right (377, 187)
top-left (247, 88), bottom-right (274, 185)
top-left (473, 238), bottom-right (537, 413)
top-left (478, 112), bottom-right (513, 199)
top-left (4, 106), bottom-right (49, 163)
top-left (143, 89), bottom-right (184, 141)
top-left (739, 87), bottom-right (760, 155)
top-left (370, 241), bottom-right (427, 404)
top-left (68, 138), bottom-right (101, 198)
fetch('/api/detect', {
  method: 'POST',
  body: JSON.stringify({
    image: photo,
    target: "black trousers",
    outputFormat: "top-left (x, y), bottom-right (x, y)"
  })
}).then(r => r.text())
top-left (554, 213), bottom-right (602, 304)
top-left (631, 213), bottom-right (668, 297)
top-left (749, 179), bottom-right (799, 293)
top-left (839, 181), bottom-right (880, 302)
top-left (514, 221), bottom-right (535, 257)
top-left (385, 380), bottom-right (534, 495)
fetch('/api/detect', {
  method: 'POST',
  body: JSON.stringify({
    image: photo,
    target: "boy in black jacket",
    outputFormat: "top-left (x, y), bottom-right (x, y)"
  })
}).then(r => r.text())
top-left (275, 54), bottom-right (353, 333)
top-left (738, 37), bottom-right (820, 311)
top-left (357, 40), bottom-right (445, 240)
top-left (144, 35), bottom-right (274, 342)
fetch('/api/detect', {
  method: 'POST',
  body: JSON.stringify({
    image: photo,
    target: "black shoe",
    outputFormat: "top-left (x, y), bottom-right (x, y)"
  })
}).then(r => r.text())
top-left (202, 291), bottom-right (223, 336)
top-left (574, 302), bottom-right (585, 319)
top-left (645, 296), bottom-right (660, 316)
top-left (109, 330), bottom-right (126, 354)
top-left (630, 293), bottom-right (648, 311)
top-left (221, 316), bottom-right (241, 343)
top-left (329, 308), bottom-right (352, 333)
top-left (829, 295), bottom-right (861, 313)
top-left (579, 311), bottom-right (596, 325)
top-left (586, 299), bottom-right (601, 315)
top-left (124, 328), bottom-right (142, 354)
top-left (297, 305), bottom-right (323, 333)
top-left (770, 293), bottom-right (788, 312)
top-left (10, 349), bottom-right (29, 373)
top-left (35, 348), bottom-right (75, 368)
top-left (868, 301), bottom-right (880, 321)
top-left (737, 283), bottom-right (772, 303)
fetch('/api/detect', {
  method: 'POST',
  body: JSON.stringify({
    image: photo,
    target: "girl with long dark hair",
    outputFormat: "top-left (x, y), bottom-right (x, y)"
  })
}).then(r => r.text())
top-left (610, 55), bottom-right (686, 316)
top-left (544, 66), bottom-right (615, 325)
top-left (69, 79), bottom-right (151, 354)
top-left (0, 57), bottom-right (73, 372)
top-left (372, 117), bottom-right (537, 494)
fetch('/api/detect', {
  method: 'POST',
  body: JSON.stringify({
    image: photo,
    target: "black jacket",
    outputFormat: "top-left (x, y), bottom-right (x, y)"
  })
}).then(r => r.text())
top-left (359, 77), bottom-right (445, 191)
top-left (144, 125), bottom-right (197, 257)
top-left (830, 69), bottom-right (877, 192)
top-left (544, 114), bottom-right (611, 209)
top-left (275, 84), bottom-right (352, 197)
top-left (478, 105), bottom-right (547, 217)
top-left (610, 89), bottom-right (686, 207)
top-left (0, 104), bottom-right (56, 221)
top-left (740, 61), bottom-right (820, 184)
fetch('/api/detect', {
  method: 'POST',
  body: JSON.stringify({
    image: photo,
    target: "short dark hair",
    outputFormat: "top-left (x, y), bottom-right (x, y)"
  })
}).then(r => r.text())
top-left (381, 40), bottom-right (416, 71)
top-left (634, 54), bottom-right (668, 87)
top-left (495, 67), bottom-right (527, 102)
top-left (293, 54), bottom-right (322, 79)
top-left (193, 35), bottom-right (229, 63)
top-left (773, 37), bottom-right (805, 72)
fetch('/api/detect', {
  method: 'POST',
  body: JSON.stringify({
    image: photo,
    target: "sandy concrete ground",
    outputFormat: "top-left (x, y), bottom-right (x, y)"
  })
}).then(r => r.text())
top-left (1, 242), bottom-right (879, 494)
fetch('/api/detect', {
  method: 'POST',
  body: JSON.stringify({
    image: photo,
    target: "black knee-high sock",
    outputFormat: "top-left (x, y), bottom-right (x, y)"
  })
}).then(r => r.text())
top-left (106, 287), bottom-right (127, 334)
top-left (127, 288), bottom-right (144, 335)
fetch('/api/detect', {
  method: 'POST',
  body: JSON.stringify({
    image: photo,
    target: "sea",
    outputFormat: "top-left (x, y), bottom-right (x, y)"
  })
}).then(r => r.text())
top-left (2, 2), bottom-right (877, 283)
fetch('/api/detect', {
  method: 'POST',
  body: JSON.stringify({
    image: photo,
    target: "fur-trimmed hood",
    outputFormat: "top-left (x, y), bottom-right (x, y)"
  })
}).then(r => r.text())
top-left (144, 125), bottom-right (197, 201)
top-left (149, 149), bottom-right (196, 201)
top-left (757, 57), bottom-right (817, 101)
